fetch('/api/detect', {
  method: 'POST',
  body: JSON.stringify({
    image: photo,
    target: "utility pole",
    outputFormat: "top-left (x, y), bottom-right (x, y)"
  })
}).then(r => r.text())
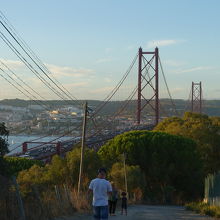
top-left (78, 102), bottom-right (88, 194)
top-left (12, 176), bottom-right (26, 220)
top-left (123, 152), bottom-right (128, 199)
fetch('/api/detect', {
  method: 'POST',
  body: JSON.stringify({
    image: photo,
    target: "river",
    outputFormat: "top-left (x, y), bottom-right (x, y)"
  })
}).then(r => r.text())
top-left (7, 135), bottom-right (75, 154)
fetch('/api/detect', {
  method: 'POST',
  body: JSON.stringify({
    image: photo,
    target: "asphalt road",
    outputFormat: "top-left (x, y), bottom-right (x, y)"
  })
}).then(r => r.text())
top-left (57, 205), bottom-right (214, 220)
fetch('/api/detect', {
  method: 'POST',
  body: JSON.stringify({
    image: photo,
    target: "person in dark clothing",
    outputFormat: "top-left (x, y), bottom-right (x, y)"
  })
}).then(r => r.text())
top-left (108, 182), bottom-right (118, 216)
top-left (121, 191), bottom-right (127, 216)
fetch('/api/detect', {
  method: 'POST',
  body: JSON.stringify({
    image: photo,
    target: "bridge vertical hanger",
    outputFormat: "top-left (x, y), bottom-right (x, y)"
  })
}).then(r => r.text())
top-left (137, 47), bottom-right (159, 125)
top-left (191, 82), bottom-right (202, 113)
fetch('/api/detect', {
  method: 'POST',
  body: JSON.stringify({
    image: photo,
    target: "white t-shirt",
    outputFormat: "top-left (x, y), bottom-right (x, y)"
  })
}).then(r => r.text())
top-left (89, 178), bottom-right (112, 206)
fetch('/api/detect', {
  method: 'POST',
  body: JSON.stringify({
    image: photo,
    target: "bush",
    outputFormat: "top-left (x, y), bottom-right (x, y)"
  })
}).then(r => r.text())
top-left (185, 202), bottom-right (220, 218)
top-left (4, 156), bottom-right (43, 176)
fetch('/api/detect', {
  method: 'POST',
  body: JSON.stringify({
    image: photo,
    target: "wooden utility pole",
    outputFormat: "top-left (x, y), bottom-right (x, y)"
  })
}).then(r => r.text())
top-left (12, 176), bottom-right (26, 220)
top-left (78, 102), bottom-right (88, 194)
top-left (123, 152), bottom-right (128, 198)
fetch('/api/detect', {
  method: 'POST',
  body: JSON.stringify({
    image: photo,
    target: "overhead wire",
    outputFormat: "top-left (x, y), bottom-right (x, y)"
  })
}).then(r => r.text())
top-left (0, 11), bottom-right (80, 104)
top-left (0, 18), bottom-right (80, 106)
top-left (159, 56), bottom-right (179, 116)
top-left (17, 53), bottom-right (139, 151)
top-left (0, 32), bottom-right (75, 105)
top-left (0, 69), bottom-right (50, 111)
top-left (91, 53), bottom-right (138, 117)
top-left (91, 56), bottom-right (154, 135)
top-left (0, 60), bottom-right (49, 102)
top-left (183, 85), bottom-right (192, 114)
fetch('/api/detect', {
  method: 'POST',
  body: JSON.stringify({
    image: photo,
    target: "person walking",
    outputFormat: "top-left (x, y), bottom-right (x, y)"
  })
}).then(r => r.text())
top-left (88, 168), bottom-right (112, 220)
top-left (108, 182), bottom-right (118, 216)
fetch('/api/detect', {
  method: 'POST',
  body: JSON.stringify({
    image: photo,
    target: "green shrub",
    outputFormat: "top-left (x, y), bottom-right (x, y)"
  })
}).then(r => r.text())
top-left (185, 202), bottom-right (220, 218)
top-left (4, 156), bottom-right (43, 176)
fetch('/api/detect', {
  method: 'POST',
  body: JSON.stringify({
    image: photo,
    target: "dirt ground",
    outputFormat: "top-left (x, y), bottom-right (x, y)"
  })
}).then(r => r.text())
top-left (55, 205), bottom-right (214, 220)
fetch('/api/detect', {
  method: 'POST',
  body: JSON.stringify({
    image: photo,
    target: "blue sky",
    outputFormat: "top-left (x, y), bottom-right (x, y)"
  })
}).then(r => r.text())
top-left (0, 0), bottom-right (220, 100)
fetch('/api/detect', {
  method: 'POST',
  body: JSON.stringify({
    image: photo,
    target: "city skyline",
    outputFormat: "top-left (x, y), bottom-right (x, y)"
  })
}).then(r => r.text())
top-left (0, 0), bottom-right (220, 100)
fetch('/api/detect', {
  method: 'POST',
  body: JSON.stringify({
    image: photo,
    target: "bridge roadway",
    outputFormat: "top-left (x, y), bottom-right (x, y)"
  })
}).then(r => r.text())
top-left (16, 124), bottom-right (154, 161)
top-left (55, 205), bottom-right (214, 220)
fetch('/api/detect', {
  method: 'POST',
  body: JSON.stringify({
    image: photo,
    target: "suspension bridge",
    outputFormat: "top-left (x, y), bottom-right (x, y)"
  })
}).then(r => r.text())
top-left (0, 11), bottom-right (203, 162)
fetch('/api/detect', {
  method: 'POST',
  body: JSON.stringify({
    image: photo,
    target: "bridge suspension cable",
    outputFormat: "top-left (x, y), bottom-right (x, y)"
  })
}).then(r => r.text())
top-left (91, 53), bottom-right (138, 117)
top-left (15, 53), bottom-right (139, 151)
top-left (158, 56), bottom-right (179, 116)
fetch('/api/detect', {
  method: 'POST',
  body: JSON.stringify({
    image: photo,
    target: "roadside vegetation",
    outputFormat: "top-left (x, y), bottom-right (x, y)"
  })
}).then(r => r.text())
top-left (185, 202), bottom-right (220, 218)
top-left (1, 112), bottom-right (220, 219)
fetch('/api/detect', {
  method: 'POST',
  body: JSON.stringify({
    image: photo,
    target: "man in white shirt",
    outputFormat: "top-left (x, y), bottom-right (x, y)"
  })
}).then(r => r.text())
top-left (88, 168), bottom-right (112, 219)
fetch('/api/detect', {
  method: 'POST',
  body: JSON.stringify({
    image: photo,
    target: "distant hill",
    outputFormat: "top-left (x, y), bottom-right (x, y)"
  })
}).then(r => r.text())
top-left (0, 98), bottom-right (220, 116)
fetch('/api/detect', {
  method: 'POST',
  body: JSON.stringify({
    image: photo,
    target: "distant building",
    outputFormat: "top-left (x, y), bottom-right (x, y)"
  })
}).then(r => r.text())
top-left (28, 105), bottom-right (45, 110)
top-left (0, 105), bottom-right (28, 112)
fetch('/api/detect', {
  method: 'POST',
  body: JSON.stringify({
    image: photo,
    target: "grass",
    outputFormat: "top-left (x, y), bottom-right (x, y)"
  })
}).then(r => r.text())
top-left (0, 177), bottom-right (91, 220)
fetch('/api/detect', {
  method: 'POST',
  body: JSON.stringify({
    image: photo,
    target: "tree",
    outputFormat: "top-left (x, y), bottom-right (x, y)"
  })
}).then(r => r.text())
top-left (66, 147), bottom-right (101, 188)
top-left (109, 162), bottom-right (144, 200)
top-left (155, 112), bottom-right (220, 174)
top-left (44, 155), bottom-right (69, 185)
top-left (98, 130), bottom-right (203, 203)
top-left (0, 123), bottom-right (9, 176)
top-left (17, 164), bottom-right (46, 194)
top-left (0, 122), bottom-right (9, 157)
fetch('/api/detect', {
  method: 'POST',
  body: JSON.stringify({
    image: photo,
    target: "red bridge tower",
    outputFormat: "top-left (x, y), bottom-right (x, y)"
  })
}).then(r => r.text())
top-left (137, 47), bottom-right (159, 125)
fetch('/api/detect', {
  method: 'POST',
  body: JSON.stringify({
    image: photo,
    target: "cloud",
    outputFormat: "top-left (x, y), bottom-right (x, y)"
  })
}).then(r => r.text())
top-left (0, 58), bottom-right (94, 79)
top-left (45, 63), bottom-right (94, 78)
top-left (63, 82), bottom-right (88, 88)
top-left (0, 58), bottom-right (24, 69)
top-left (104, 77), bottom-right (112, 83)
top-left (175, 66), bottom-right (215, 74)
top-left (163, 59), bottom-right (186, 67)
top-left (127, 45), bottom-right (136, 51)
top-left (105, 48), bottom-right (113, 53)
top-left (90, 86), bottom-right (114, 94)
top-left (96, 58), bottom-right (112, 64)
top-left (146, 39), bottom-right (185, 48)
top-left (170, 87), bottom-right (184, 93)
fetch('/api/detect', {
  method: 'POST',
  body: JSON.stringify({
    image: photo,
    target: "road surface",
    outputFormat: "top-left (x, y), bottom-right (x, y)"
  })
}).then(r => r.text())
top-left (56, 205), bottom-right (214, 220)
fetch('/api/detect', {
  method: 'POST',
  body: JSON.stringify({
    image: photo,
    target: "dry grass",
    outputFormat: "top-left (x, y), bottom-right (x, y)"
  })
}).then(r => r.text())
top-left (70, 189), bottom-right (91, 212)
top-left (0, 176), bottom-right (91, 220)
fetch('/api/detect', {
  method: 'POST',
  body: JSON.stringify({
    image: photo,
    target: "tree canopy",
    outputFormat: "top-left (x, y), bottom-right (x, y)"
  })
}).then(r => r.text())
top-left (0, 122), bottom-right (9, 157)
top-left (98, 130), bottom-right (203, 202)
top-left (155, 112), bottom-right (220, 174)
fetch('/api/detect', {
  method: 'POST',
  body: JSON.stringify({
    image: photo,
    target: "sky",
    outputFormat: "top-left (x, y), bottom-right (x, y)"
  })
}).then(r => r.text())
top-left (0, 0), bottom-right (220, 100)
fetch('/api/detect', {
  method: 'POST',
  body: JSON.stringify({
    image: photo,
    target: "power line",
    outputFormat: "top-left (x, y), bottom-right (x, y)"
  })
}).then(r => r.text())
top-left (5, 47), bottom-right (138, 154)
top-left (0, 18), bottom-right (80, 106)
top-left (0, 69), bottom-right (50, 111)
top-left (0, 11), bottom-right (80, 103)
top-left (0, 31), bottom-right (76, 106)
top-left (0, 60), bottom-right (49, 102)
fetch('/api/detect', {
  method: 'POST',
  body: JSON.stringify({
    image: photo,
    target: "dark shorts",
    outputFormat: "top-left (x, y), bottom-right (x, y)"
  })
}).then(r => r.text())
top-left (93, 205), bottom-right (108, 219)
top-left (122, 203), bottom-right (127, 209)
